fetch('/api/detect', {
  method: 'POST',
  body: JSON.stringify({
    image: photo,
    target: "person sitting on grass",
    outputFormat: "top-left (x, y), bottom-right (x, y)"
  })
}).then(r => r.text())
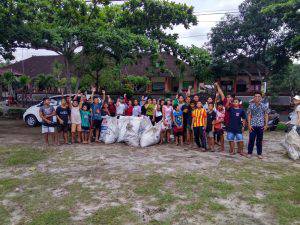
top-left (80, 103), bottom-right (91, 144)
top-left (56, 98), bottom-right (70, 145)
top-left (39, 97), bottom-right (56, 145)
top-left (206, 102), bottom-right (216, 152)
top-left (173, 104), bottom-right (184, 146)
top-left (226, 97), bottom-right (247, 156)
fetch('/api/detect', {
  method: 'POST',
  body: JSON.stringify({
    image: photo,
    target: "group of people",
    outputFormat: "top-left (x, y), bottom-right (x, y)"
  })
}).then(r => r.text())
top-left (39, 83), bottom-right (300, 159)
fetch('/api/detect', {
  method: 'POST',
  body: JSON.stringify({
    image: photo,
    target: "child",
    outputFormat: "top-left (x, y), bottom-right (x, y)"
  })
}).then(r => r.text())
top-left (214, 103), bottom-right (225, 152)
top-left (145, 98), bottom-right (155, 123)
top-left (70, 98), bottom-right (82, 144)
top-left (101, 102), bottom-right (110, 116)
top-left (226, 97), bottom-right (247, 155)
top-left (125, 100), bottom-right (133, 116)
top-left (154, 104), bottom-right (163, 123)
top-left (173, 105), bottom-right (183, 146)
top-left (206, 102), bottom-right (216, 151)
top-left (162, 99), bottom-right (173, 143)
top-left (132, 99), bottom-right (141, 117)
top-left (91, 96), bottom-right (102, 142)
top-left (56, 98), bottom-right (70, 145)
top-left (39, 97), bottom-right (56, 145)
top-left (116, 94), bottom-right (127, 116)
top-left (192, 101), bottom-right (207, 151)
top-left (107, 95), bottom-right (116, 117)
top-left (80, 104), bottom-right (91, 144)
top-left (182, 97), bottom-right (193, 145)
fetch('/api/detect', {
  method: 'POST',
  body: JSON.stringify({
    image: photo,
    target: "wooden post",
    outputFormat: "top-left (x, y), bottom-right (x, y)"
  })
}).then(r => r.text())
top-left (193, 79), bottom-right (197, 94)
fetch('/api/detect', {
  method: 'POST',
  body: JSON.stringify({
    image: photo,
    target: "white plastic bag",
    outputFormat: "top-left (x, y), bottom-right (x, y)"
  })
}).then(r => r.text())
top-left (117, 116), bottom-right (131, 142)
top-left (99, 116), bottom-right (108, 142)
top-left (140, 121), bottom-right (162, 147)
top-left (139, 116), bottom-right (153, 134)
top-left (124, 117), bottom-right (143, 147)
top-left (100, 116), bottom-right (119, 144)
top-left (283, 126), bottom-right (300, 160)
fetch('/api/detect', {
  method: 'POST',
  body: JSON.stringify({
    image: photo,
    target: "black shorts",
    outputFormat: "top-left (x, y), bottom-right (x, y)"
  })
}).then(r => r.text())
top-left (92, 119), bottom-right (102, 129)
top-left (57, 124), bottom-right (68, 133)
top-left (82, 126), bottom-right (90, 133)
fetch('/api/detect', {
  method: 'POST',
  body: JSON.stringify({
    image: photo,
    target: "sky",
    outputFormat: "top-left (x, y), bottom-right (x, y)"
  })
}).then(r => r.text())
top-left (10, 0), bottom-right (244, 62)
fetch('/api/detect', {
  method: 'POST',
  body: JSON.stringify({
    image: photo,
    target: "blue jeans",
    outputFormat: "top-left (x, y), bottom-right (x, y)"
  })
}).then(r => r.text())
top-left (227, 132), bottom-right (243, 142)
top-left (248, 126), bottom-right (264, 155)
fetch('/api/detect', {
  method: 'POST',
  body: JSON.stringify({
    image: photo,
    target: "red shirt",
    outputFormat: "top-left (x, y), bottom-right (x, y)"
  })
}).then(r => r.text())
top-left (125, 105), bottom-right (133, 116)
top-left (108, 103), bottom-right (116, 115)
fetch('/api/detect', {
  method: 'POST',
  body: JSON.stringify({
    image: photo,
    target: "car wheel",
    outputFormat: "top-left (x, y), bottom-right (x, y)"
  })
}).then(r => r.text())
top-left (25, 115), bottom-right (38, 127)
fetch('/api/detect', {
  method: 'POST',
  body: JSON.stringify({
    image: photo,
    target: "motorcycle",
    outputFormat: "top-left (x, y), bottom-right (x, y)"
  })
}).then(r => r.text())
top-left (268, 109), bottom-right (280, 131)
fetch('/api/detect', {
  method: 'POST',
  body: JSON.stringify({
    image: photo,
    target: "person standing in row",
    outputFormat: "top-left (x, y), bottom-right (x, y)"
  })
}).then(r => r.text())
top-left (206, 102), bottom-right (216, 151)
top-left (56, 98), bottom-right (70, 145)
top-left (192, 101), bottom-right (207, 150)
top-left (247, 92), bottom-right (269, 159)
top-left (226, 97), bottom-right (246, 155)
top-left (39, 97), bottom-right (56, 145)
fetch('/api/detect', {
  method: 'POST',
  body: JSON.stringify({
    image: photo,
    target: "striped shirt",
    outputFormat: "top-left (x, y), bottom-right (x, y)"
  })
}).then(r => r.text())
top-left (192, 108), bottom-right (207, 127)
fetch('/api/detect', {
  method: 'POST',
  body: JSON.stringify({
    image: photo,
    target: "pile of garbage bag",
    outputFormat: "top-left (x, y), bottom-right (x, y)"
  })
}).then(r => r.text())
top-left (282, 126), bottom-right (300, 160)
top-left (100, 116), bottom-right (162, 147)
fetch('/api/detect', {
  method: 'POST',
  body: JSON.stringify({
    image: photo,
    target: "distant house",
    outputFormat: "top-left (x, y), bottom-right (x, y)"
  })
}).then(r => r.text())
top-left (122, 53), bottom-right (197, 94)
top-left (216, 58), bottom-right (269, 96)
top-left (0, 54), bottom-right (269, 96)
top-left (0, 55), bottom-right (65, 78)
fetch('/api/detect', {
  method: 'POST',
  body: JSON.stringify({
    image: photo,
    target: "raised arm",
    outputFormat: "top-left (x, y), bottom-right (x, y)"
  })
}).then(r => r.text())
top-left (214, 82), bottom-right (225, 101)
top-left (102, 90), bottom-right (106, 103)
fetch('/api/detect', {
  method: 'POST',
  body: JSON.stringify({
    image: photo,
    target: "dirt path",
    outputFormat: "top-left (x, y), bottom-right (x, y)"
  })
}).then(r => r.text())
top-left (0, 120), bottom-right (299, 225)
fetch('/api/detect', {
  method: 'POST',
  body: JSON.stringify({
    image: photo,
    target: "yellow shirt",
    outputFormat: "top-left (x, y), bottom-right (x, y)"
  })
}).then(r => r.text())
top-left (192, 108), bottom-right (207, 127)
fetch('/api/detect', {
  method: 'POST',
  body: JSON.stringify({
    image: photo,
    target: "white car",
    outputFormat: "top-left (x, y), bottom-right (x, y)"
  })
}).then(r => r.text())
top-left (23, 94), bottom-right (93, 127)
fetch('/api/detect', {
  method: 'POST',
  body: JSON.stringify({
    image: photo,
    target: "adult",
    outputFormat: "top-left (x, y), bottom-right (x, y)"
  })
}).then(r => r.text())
top-left (39, 97), bottom-right (56, 145)
top-left (247, 92), bottom-right (269, 159)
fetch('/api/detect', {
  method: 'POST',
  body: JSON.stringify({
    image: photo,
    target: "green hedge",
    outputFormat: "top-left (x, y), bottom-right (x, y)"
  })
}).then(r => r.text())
top-left (0, 108), bottom-right (26, 119)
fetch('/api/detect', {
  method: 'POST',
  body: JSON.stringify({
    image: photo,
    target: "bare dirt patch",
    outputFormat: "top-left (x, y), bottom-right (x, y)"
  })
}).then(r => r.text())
top-left (0, 119), bottom-right (299, 224)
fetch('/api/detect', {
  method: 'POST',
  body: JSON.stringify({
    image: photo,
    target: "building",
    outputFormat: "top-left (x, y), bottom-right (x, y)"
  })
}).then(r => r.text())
top-left (1, 54), bottom-right (269, 96)
top-left (217, 58), bottom-right (268, 96)
top-left (122, 53), bottom-right (197, 94)
top-left (0, 55), bottom-right (65, 78)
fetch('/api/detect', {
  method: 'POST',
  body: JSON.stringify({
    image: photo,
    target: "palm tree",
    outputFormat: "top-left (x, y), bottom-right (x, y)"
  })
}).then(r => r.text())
top-left (18, 75), bottom-right (31, 106)
top-left (2, 71), bottom-right (18, 97)
top-left (34, 74), bottom-right (56, 96)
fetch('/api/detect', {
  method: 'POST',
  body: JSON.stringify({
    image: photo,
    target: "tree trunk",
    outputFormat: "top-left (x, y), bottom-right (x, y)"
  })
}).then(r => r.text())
top-left (65, 58), bottom-right (72, 94)
top-left (75, 76), bottom-right (81, 94)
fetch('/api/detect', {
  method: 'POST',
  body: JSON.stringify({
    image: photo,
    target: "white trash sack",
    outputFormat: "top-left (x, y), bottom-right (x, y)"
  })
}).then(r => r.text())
top-left (100, 116), bottom-right (119, 144)
top-left (124, 117), bottom-right (143, 147)
top-left (282, 126), bottom-right (300, 160)
top-left (139, 116), bottom-right (153, 134)
top-left (117, 116), bottom-right (131, 143)
top-left (140, 121), bottom-right (162, 148)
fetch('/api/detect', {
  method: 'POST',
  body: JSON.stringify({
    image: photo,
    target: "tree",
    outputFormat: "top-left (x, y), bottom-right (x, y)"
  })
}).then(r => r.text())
top-left (18, 75), bottom-right (31, 106)
top-left (269, 63), bottom-right (300, 96)
top-left (34, 74), bottom-right (56, 95)
top-left (1, 71), bottom-right (18, 97)
top-left (124, 75), bottom-right (151, 92)
top-left (209, 0), bottom-right (299, 77)
top-left (184, 45), bottom-right (212, 82)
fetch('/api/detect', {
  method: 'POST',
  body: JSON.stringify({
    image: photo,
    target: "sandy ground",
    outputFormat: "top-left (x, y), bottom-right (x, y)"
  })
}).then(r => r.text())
top-left (0, 119), bottom-right (299, 225)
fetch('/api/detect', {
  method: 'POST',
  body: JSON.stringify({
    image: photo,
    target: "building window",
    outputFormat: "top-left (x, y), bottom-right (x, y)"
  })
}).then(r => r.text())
top-left (236, 80), bottom-right (247, 93)
top-left (221, 81), bottom-right (233, 93)
top-left (251, 80), bottom-right (261, 92)
top-left (152, 82), bottom-right (165, 92)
